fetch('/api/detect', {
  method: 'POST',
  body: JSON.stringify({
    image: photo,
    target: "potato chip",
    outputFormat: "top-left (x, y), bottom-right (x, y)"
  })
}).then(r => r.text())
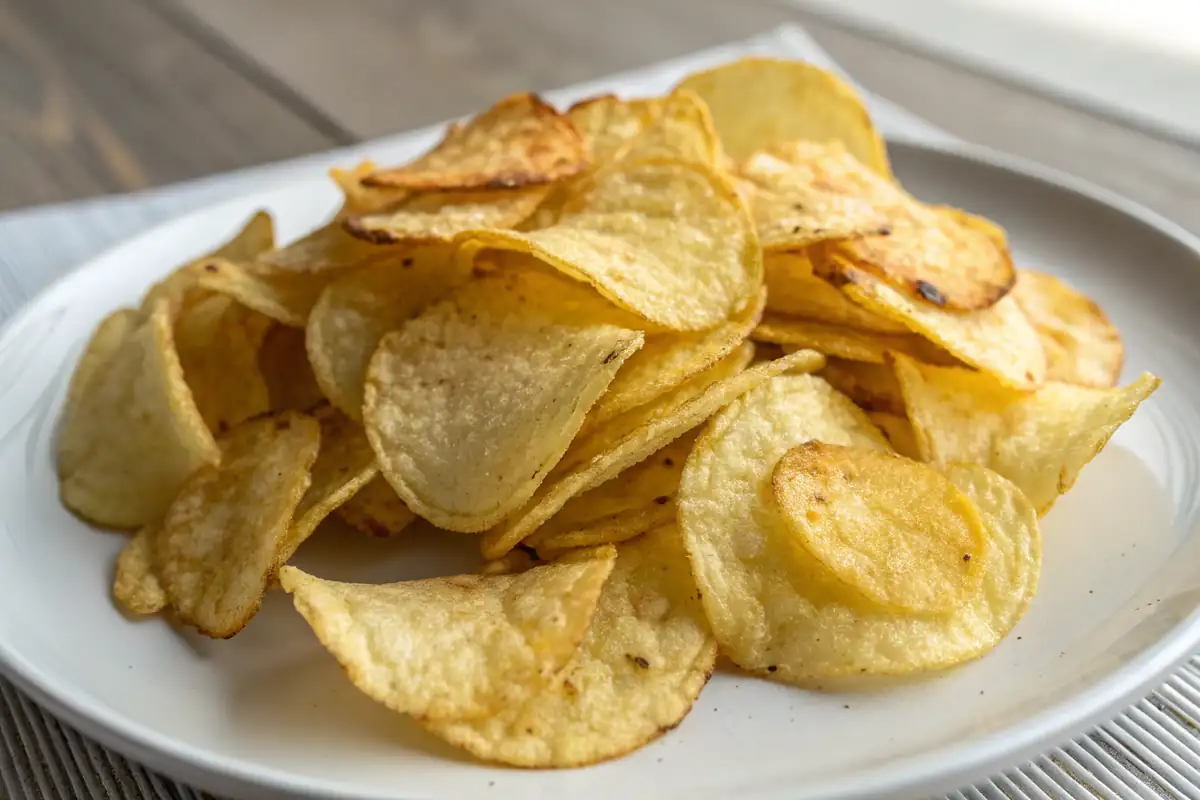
top-left (892, 355), bottom-right (1159, 514)
top-left (364, 268), bottom-right (644, 532)
top-left (527, 433), bottom-right (696, 554)
top-left (158, 412), bottom-right (320, 638)
top-left (589, 288), bottom-right (764, 426)
top-left (63, 309), bottom-right (139, 420)
top-left (306, 247), bottom-right (470, 419)
top-left (197, 259), bottom-right (339, 327)
top-left (343, 186), bottom-right (550, 246)
top-left (330, 161), bottom-right (406, 217)
top-left (174, 294), bottom-right (272, 435)
top-left (676, 57), bottom-right (891, 175)
top-left (567, 94), bottom-right (661, 163)
top-left (867, 411), bottom-right (921, 459)
top-left (754, 313), bottom-right (957, 366)
top-left (677, 373), bottom-right (890, 674)
top-left (425, 525), bottom-right (716, 767)
top-left (817, 357), bottom-right (906, 414)
top-left (259, 324), bottom-right (328, 413)
top-left (112, 524), bottom-right (166, 616)
top-left (365, 94), bottom-right (588, 191)
top-left (1010, 269), bottom-right (1123, 388)
top-left (478, 546), bottom-right (542, 576)
top-left (281, 408), bottom-right (379, 562)
top-left (59, 300), bottom-right (219, 529)
top-left (765, 255), bottom-right (907, 333)
top-left (279, 546), bottom-right (616, 720)
top-left (838, 264), bottom-right (1046, 390)
top-left (455, 157), bottom-right (761, 331)
top-left (614, 88), bottom-right (721, 166)
top-left (772, 442), bottom-right (986, 613)
top-left (256, 221), bottom-right (402, 274)
top-left (336, 476), bottom-right (416, 537)
top-left (482, 347), bottom-right (824, 559)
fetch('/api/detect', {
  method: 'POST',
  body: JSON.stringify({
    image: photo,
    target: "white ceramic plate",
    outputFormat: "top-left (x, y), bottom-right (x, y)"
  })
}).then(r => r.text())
top-left (2, 141), bottom-right (1199, 800)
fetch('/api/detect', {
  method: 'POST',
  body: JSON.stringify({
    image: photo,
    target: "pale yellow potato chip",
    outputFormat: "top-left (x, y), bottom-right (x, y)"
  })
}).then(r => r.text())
top-left (59, 300), bottom-right (219, 529)
top-left (63, 309), bottom-right (139, 420)
top-left (336, 476), bottom-right (416, 538)
top-left (482, 347), bottom-right (825, 560)
top-left (614, 88), bottom-right (721, 166)
top-left (197, 259), bottom-right (339, 327)
top-left (158, 412), bottom-right (320, 638)
top-left (279, 546), bottom-right (616, 721)
top-left (260, 325), bottom-right (328, 413)
top-left (754, 312), bottom-right (957, 366)
top-left (589, 287), bottom-right (765, 426)
top-left (677, 373), bottom-right (890, 676)
top-left (174, 294), bottom-right (272, 435)
top-left (330, 161), bottom-right (405, 216)
top-left (365, 93), bottom-right (588, 191)
top-left (817, 357), bottom-right (906, 415)
top-left (892, 355), bottom-right (1160, 514)
top-left (256, 221), bottom-right (403, 274)
top-left (839, 264), bottom-right (1046, 390)
top-left (281, 408), bottom-right (379, 562)
top-left (528, 433), bottom-right (696, 554)
top-left (424, 525), bottom-right (716, 767)
top-left (765, 255), bottom-right (907, 334)
top-left (343, 186), bottom-right (550, 246)
top-left (867, 411), bottom-right (921, 459)
top-left (676, 57), bottom-right (891, 175)
top-left (455, 157), bottom-right (761, 331)
top-left (1010, 269), bottom-right (1123, 388)
top-left (567, 94), bottom-right (661, 163)
top-left (112, 524), bottom-right (166, 617)
top-left (364, 268), bottom-right (644, 532)
top-left (772, 442), bottom-right (986, 614)
top-left (306, 247), bottom-right (470, 419)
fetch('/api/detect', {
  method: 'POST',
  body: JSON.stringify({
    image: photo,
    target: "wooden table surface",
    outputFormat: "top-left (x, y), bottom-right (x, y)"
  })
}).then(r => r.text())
top-left (3, 0), bottom-right (1199, 233)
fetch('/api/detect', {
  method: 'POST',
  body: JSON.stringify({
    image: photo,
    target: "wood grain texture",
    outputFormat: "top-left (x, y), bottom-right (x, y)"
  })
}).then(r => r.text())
top-left (0, 0), bottom-right (348, 212)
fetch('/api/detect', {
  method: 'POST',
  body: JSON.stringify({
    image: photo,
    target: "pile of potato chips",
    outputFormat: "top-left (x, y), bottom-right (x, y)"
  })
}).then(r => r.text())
top-left (58, 57), bottom-right (1159, 767)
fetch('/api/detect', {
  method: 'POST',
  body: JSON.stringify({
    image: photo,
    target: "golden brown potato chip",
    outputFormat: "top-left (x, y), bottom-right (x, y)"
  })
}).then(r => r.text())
top-left (838, 264), bottom-right (1046, 390)
top-left (158, 412), bottom-right (320, 638)
top-left (365, 93), bottom-right (588, 191)
top-left (765, 255), bottom-right (907, 333)
top-left (364, 268), bottom-right (644, 533)
top-left (676, 57), bottom-right (891, 175)
top-left (306, 247), bottom-right (470, 419)
top-left (197, 259), bottom-right (338, 327)
top-left (59, 301), bottom-right (219, 529)
top-left (174, 294), bottom-right (272, 435)
top-left (1010, 269), bottom-right (1123, 388)
top-left (772, 442), bottom-right (986, 614)
top-left (589, 287), bottom-right (765, 426)
top-left (567, 94), bottom-right (661, 163)
top-left (614, 88), bottom-right (721, 166)
top-left (754, 313), bottom-right (957, 366)
top-left (424, 525), bottom-right (716, 767)
top-left (256, 221), bottom-right (402, 274)
top-left (867, 411), bottom-right (921, 459)
top-left (113, 524), bottom-right (167, 617)
top-left (330, 161), bottom-right (406, 217)
top-left (482, 347), bottom-right (824, 559)
top-left (342, 187), bottom-right (550, 246)
top-left (336, 476), bottom-right (416, 537)
top-left (892, 355), bottom-right (1159, 515)
top-left (817, 357), bottom-right (906, 415)
top-left (259, 325), bottom-right (328, 413)
top-left (279, 546), bottom-right (616, 721)
top-left (455, 157), bottom-right (761, 331)
top-left (527, 433), bottom-right (696, 555)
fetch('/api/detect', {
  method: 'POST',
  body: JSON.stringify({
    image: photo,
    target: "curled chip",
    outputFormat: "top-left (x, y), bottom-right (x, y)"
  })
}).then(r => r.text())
top-left (158, 412), bottom-right (320, 638)
top-left (455, 157), bottom-right (762, 331)
top-left (482, 346), bottom-right (824, 560)
top-left (257, 221), bottom-right (403, 274)
top-left (279, 546), bottom-right (616, 721)
top-left (306, 247), bottom-right (470, 419)
top-left (365, 93), bottom-right (588, 191)
top-left (1010, 269), bottom-right (1123, 388)
top-left (568, 94), bottom-right (661, 164)
top-left (174, 294), bottom-right (272, 435)
top-left (112, 524), bottom-right (167, 617)
top-left (424, 525), bottom-right (716, 767)
top-left (677, 373), bottom-right (890, 676)
top-left (838, 264), bottom-right (1046, 390)
top-left (754, 313), bottom-right (956, 365)
top-left (766, 255), bottom-right (907, 333)
top-left (614, 88), bottom-right (721, 167)
top-left (342, 186), bottom-right (550, 246)
top-left (527, 433), bottom-right (696, 555)
top-left (676, 56), bottom-right (891, 175)
top-left (772, 442), bottom-right (986, 614)
top-left (259, 325), bottom-right (327, 413)
top-left (59, 301), bottom-right (219, 529)
top-left (337, 476), bottom-right (415, 537)
top-left (892, 354), bottom-right (1159, 514)
top-left (867, 411), bottom-right (921, 459)
top-left (818, 357), bottom-right (906, 415)
top-left (330, 161), bottom-right (405, 217)
top-left (364, 268), bottom-right (644, 533)
top-left (589, 288), bottom-right (765, 426)
top-left (197, 259), bottom-right (339, 327)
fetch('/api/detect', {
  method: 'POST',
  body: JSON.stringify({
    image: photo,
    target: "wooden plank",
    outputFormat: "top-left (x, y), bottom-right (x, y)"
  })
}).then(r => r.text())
top-left (0, 0), bottom-right (350, 212)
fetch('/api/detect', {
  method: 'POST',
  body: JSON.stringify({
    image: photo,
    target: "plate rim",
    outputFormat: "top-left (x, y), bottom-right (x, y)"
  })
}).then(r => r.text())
top-left (2, 138), bottom-right (1199, 800)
